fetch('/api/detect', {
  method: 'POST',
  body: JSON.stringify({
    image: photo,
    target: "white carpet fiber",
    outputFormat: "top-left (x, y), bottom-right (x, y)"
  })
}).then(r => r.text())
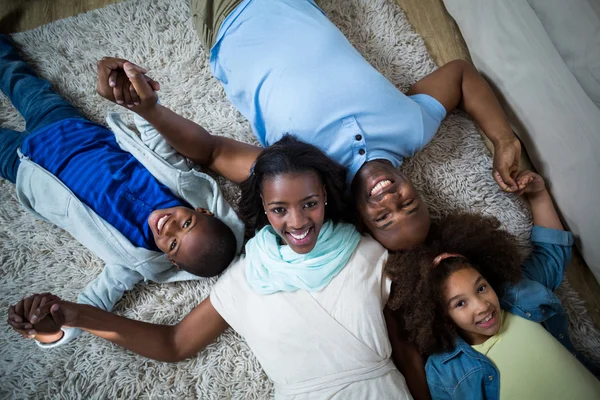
top-left (1, 0), bottom-right (599, 398)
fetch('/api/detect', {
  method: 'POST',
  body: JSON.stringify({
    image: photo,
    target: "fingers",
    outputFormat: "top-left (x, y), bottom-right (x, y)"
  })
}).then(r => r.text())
top-left (123, 62), bottom-right (154, 99)
top-left (8, 305), bottom-right (33, 330)
top-left (98, 57), bottom-right (147, 84)
top-left (493, 170), bottom-right (513, 192)
top-left (97, 58), bottom-right (126, 93)
top-left (11, 301), bottom-right (23, 323)
top-left (128, 82), bottom-right (140, 106)
top-left (108, 69), bottom-right (119, 88)
top-left (113, 71), bottom-right (126, 105)
top-left (498, 166), bottom-right (518, 191)
top-left (8, 304), bottom-right (36, 338)
top-left (39, 294), bottom-right (58, 308)
top-left (122, 78), bottom-right (133, 108)
top-left (7, 320), bottom-right (35, 336)
top-left (30, 302), bottom-right (52, 324)
top-left (146, 76), bottom-right (160, 91)
top-left (28, 295), bottom-right (44, 322)
top-left (99, 56), bottom-right (127, 71)
top-left (49, 304), bottom-right (65, 327)
top-left (23, 296), bottom-right (34, 318)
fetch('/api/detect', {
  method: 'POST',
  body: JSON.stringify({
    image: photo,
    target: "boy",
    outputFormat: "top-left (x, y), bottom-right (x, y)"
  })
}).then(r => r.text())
top-left (1, 35), bottom-right (244, 347)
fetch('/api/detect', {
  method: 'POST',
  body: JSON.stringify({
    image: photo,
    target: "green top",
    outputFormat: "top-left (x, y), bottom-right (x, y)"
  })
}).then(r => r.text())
top-left (472, 311), bottom-right (600, 400)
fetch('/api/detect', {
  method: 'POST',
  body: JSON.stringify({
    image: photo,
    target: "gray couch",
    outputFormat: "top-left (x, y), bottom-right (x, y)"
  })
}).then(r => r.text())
top-left (444, 0), bottom-right (600, 282)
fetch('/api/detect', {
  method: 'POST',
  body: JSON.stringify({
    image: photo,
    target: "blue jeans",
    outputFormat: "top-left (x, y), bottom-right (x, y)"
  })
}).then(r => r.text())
top-left (0, 34), bottom-right (83, 183)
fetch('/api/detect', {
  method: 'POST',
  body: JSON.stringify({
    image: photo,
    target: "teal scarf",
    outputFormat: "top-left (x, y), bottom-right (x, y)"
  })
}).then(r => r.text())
top-left (245, 221), bottom-right (361, 294)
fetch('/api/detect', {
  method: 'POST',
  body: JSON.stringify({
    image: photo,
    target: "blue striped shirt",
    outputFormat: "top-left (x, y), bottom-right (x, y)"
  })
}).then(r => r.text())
top-left (21, 118), bottom-right (188, 251)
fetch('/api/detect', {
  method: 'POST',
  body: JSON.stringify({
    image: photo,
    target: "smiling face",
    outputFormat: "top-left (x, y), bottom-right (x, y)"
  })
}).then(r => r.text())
top-left (352, 160), bottom-right (430, 251)
top-left (261, 171), bottom-right (327, 254)
top-left (147, 206), bottom-right (214, 267)
top-left (443, 266), bottom-right (502, 345)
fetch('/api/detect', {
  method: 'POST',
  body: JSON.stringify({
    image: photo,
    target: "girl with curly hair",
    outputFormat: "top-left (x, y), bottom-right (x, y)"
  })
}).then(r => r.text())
top-left (387, 170), bottom-right (600, 400)
top-left (11, 135), bottom-right (416, 399)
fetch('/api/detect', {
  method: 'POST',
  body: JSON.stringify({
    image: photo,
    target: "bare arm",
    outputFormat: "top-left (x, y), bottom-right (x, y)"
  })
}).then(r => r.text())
top-left (515, 171), bottom-right (563, 230)
top-left (30, 297), bottom-right (228, 362)
top-left (408, 60), bottom-right (521, 192)
top-left (96, 58), bottom-right (262, 184)
top-left (384, 308), bottom-right (431, 400)
top-left (135, 104), bottom-right (261, 184)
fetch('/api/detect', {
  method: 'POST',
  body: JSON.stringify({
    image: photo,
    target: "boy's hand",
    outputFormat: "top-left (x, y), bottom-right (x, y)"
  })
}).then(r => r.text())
top-left (96, 57), bottom-right (160, 111)
top-left (8, 293), bottom-right (62, 341)
top-left (514, 170), bottom-right (546, 195)
top-left (492, 137), bottom-right (521, 192)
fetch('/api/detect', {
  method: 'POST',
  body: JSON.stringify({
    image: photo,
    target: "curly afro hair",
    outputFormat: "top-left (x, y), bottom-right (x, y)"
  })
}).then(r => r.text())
top-left (385, 213), bottom-right (526, 354)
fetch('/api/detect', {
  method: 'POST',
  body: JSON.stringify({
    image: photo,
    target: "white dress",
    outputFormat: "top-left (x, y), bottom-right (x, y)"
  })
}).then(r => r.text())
top-left (210, 235), bottom-right (412, 399)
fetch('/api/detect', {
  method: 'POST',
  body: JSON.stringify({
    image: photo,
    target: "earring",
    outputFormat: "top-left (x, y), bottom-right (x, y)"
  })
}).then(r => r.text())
top-left (264, 211), bottom-right (267, 214)
top-left (325, 201), bottom-right (328, 205)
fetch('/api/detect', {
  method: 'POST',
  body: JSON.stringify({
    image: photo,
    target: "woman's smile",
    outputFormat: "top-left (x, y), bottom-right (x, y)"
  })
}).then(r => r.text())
top-left (261, 171), bottom-right (327, 254)
top-left (285, 226), bottom-right (316, 248)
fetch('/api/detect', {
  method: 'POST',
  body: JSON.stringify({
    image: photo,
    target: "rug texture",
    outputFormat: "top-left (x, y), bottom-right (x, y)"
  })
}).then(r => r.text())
top-left (1, 0), bottom-right (599, 398)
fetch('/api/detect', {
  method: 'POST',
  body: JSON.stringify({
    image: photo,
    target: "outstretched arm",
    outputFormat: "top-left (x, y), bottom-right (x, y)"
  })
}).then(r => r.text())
top-left (408, 60), bottom-right (521, 192)
top-left (96, 58), bottom-right (261, 184)
top-left (13, 295), bottom-right (228, 362)
top-left (135, 103), bottom-right (261, 184)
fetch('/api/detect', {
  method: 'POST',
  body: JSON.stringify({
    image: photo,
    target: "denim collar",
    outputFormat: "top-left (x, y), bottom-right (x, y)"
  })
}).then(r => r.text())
top-left (440, 336), bottom-right (490, 364)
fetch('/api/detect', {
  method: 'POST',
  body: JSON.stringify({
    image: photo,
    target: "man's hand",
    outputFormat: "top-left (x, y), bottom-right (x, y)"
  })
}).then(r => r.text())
top-left (492, 137), bottom-right (521, 192)
top-left (7, 293), bottom-right (63, 342)
top-left (513, 170), bottom-right (546, 195)
top-left (96, 57), bottom-right (160, 111)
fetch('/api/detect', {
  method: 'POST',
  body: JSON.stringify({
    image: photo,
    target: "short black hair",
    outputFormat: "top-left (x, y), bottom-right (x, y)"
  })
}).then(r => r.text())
top-left (238, 134), bottom-right (354, 235)
top-left (177, 217), bottom-right (237, 277)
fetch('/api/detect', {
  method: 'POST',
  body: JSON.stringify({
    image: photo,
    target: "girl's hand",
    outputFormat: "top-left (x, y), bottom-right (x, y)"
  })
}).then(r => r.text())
top-left (514, 170), bottom-right (546, 195)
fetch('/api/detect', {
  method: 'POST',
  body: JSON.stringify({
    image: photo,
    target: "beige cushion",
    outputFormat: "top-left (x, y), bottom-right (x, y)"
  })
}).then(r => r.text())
top-left (443, 0), bottom-right (600, 281)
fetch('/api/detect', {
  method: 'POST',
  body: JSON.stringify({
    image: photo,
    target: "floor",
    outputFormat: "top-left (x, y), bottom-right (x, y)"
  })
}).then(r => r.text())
top-left (1, 0), bottom-right (599, 328)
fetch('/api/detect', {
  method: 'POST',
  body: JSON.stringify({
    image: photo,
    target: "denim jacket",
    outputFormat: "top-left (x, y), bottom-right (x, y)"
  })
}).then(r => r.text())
top-left (425, 226), bottom-right (591, 400)
top-left (15, 113), bottom-right (245, 347)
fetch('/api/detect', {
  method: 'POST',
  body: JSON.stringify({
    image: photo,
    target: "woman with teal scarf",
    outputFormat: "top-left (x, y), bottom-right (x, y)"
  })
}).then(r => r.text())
top-left (15, 136), bottom-right (414, 399)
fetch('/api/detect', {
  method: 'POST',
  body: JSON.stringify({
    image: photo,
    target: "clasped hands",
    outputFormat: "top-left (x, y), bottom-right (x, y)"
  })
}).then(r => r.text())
top-left (7, 293), bottom-right (75, 344)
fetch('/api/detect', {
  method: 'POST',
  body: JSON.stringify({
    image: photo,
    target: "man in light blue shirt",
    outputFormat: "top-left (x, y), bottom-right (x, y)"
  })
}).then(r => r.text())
top-left (105, 0), bottom-right (522, 252)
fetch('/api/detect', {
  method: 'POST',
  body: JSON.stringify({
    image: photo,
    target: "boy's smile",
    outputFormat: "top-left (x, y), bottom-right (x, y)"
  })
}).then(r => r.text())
top-left (147, 206), bottom-right (214, 266)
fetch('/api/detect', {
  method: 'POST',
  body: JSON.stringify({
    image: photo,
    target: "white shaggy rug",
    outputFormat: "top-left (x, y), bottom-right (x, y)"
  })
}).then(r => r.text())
top-left (1, 0), bottom-right (599, 398)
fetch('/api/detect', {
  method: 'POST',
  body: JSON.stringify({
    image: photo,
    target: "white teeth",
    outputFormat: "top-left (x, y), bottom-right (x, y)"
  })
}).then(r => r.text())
top-left (370, 180), bottom-right (392, 196)
top-left (289, 229), bottom-right (310, 240)
top-left (479, 313), bottom-right (493, 324)
top-left (157, 215), bottom-right (169, 234)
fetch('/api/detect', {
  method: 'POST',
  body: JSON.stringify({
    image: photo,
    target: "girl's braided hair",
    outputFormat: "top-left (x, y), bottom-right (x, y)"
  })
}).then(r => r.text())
top-left (386, 213), bottom-right (525, 354)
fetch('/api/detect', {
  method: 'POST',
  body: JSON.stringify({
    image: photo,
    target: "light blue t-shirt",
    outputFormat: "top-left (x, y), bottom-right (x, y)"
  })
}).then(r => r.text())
top-left (210, 0), bottom-right (447, 184)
